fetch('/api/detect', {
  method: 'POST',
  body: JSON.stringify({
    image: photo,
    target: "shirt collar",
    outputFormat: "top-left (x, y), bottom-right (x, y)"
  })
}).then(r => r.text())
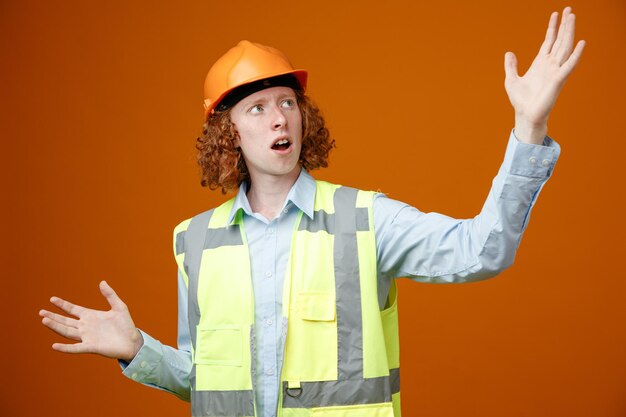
top-left (227, 168), bottom-right (316, 224)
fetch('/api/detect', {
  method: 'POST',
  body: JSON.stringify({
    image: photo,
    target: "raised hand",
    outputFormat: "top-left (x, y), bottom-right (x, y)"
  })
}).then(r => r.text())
top-left (505, 6), bottom-right (586, 144)
top-left (40, 280), bottom-right (143, 362)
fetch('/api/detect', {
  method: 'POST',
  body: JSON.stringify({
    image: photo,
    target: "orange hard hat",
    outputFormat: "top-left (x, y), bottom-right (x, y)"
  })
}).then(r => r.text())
top-left (203, 40), bottom-right (308, 118)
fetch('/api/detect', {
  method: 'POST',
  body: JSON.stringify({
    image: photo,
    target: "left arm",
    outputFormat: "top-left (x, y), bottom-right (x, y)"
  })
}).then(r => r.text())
top-left (373, 7), bottom-right (584, 300)
top-left (375, 129), bottom-right (559, 289)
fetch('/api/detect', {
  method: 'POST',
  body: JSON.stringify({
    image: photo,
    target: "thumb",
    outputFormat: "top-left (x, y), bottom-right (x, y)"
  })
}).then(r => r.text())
top-left (504, 51), bottom-right (519, 81)
top-left (99, 280), bottom-right (126, 310)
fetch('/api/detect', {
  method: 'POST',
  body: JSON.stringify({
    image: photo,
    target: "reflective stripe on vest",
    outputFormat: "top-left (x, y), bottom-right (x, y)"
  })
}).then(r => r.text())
top-left (173, 181), bottom-right (401, 417)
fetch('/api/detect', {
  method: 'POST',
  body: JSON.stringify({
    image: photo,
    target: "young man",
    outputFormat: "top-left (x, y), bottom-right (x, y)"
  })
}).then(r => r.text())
top-left (40, 7), bottom-right (585, 417)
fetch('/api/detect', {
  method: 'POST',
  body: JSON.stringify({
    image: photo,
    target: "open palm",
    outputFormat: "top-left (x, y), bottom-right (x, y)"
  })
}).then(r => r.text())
top-left (505, 7), bottom-right (585, 128)
top-left (40, 281), bottom-right (143, 361)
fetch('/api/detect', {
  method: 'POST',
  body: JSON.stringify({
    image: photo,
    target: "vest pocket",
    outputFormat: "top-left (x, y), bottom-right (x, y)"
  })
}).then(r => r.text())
top-left (195, 324), bottom-right (243, 366)
top-left (310, 402), bottom-right (394, 417)
top-left (283, 291), bottom-right (337, 381)
top-left (380, 279), bottom-right (399, 370)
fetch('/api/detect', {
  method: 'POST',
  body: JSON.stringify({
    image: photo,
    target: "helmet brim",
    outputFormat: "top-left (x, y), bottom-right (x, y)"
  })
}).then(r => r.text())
top-left (204, 69), bottom-right (308, 118)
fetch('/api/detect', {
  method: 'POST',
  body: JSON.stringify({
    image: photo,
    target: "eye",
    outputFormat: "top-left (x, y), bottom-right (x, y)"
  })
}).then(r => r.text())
top-left (281, 99), bottom-right (295, 109)
top-left (249, 104), bottom-right (263, 114)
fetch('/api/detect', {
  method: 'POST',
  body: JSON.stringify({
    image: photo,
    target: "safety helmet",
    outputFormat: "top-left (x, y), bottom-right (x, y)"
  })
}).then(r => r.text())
top-left (203, 40), bottom-right (308, 118)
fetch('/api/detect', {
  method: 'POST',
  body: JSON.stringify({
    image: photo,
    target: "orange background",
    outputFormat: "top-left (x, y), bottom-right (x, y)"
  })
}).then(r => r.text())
top-left (2, 1), bottom-right (625, 416)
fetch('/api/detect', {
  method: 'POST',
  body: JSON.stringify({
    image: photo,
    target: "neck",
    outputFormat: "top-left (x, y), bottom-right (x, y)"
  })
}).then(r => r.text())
top-left (246, 168), bottom-right (300, 221)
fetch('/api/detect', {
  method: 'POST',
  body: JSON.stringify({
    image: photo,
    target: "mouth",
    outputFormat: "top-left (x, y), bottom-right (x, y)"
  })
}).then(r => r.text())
top-left (271, 137), bottom-right (292, 151)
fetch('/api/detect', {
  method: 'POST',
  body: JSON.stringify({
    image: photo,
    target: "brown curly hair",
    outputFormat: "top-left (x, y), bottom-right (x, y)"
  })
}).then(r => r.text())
top-left (196, 90), bottom-right (335, 193)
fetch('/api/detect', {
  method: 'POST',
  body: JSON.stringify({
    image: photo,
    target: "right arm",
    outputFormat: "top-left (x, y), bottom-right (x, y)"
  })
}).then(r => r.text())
top-left (40, 277), bottom-right (193, 401)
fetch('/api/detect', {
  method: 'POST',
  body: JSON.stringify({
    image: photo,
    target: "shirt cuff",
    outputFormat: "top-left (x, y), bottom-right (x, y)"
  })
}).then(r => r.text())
top-left (502, 128), bottom-right (561, 178)
top-left (120, 329), bottom-right (162, 382)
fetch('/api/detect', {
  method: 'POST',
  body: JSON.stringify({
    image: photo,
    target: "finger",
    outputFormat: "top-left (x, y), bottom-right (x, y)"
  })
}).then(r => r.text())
top-left (39, 309), bottom-right (79, 328)
top-left (41, 316), bottom-right (82, 341)
top-left (99, 280), bottom-right (127, 311)
top-left (504, 51), bottom-right (519, 80)
top-left (52, 342), bottom-right (91, 354)
top-left (539, 11), bottom-right (559, 55)
top-left (559, 39), bottom-right (586, 80)
top-left (550, 6), bottom-right (572, 55)
top-left (556, 14), bottom-right (576, 65)
top-left (50, 296), bottom-right (86, 317)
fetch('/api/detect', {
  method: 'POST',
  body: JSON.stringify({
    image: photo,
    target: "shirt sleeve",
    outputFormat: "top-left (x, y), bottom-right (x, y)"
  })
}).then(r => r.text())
top-left (374, 128), bottom-right (560, 285)
top-left (119, 269), bottom-right (192, 401)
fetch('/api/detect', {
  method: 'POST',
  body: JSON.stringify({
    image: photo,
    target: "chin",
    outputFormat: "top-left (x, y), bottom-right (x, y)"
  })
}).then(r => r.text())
top-left (272, 163), bottom-right (300, 177)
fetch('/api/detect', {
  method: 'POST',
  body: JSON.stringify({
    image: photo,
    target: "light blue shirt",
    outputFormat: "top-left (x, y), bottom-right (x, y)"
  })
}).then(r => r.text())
top-left (122, 129), bottom-right (560, 417)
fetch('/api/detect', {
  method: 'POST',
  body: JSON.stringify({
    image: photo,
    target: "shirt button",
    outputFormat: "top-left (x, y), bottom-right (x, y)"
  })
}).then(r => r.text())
top-left (265, 318), bottom-right (273, 326)
top-left (266, 367), bottom-right (275, 376)
top-left (140, 361), bottom-right (147, 368)
top-left (283, 208), bottom-right (289, 214)
top-left (542, 159), bottom-right (550, 167)
top-left (529, 156), bottom-right (537, 164)
top-left (267, 228), bottom-right (275, 234)
top-left (265, 271), bottom-right (273, 278)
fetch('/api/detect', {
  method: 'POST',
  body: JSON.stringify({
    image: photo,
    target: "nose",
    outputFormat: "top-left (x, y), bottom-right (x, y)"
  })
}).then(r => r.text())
top-left (270, 105), bottom-right (287, 130)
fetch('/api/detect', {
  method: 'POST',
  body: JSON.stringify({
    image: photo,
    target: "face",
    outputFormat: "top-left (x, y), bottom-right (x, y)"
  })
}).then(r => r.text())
top-left (230, 86), bottom-right (303, 183)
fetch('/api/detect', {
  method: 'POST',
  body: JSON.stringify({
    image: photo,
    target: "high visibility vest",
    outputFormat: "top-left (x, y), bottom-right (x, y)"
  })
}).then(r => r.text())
top-left (173, 180), bottom-right (401, 417)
